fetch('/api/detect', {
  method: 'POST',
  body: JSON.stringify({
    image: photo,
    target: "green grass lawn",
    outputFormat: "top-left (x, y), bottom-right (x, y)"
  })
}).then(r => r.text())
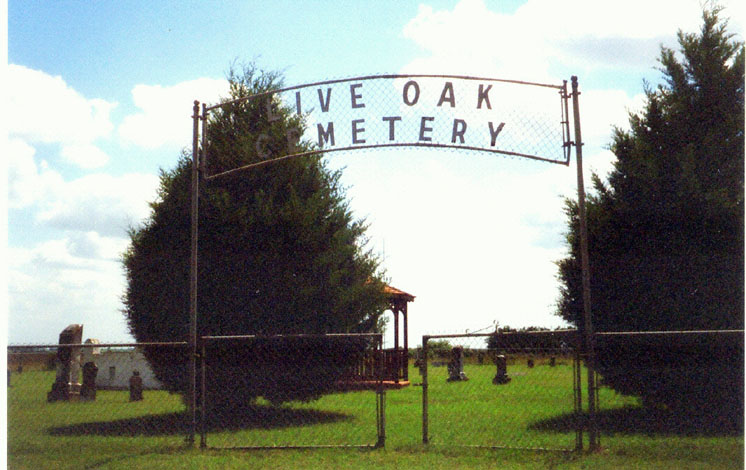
top-left (7, 365), bottom-right (743, 469)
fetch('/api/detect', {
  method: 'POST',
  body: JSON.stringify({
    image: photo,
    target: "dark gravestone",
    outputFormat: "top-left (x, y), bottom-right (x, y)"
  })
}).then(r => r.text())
top-left (129, 370), bottom-right (144, 401)
top-left (492, 354), bottom-right (511, 385)
top-left (414, 356), bottom-right (424, 376)
top-left (81, 362), bottom-right (98, 401)
top-left (446, 346), bottom-right (468, 382)
top-left (47, 324), bottom-right (83, 402)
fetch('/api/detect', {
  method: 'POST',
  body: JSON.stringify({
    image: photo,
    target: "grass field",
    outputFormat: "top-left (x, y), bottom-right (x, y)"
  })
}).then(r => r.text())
top-left (7, 363), bottom-right (744, 469)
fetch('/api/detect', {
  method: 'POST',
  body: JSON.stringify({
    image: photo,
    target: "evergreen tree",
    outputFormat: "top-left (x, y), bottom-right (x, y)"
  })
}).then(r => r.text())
top-left (123, 65), bottom-right (388, 408)
top-left (556, 9), bottom-right (744, 421)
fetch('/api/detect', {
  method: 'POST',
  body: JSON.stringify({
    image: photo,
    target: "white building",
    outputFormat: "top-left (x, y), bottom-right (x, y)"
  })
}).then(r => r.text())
top-left (81, 345), bottom-right (163, 390)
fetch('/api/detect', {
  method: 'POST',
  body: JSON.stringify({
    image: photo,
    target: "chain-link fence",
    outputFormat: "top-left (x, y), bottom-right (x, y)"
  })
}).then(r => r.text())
top-left (7, 329), bottom-right (744, 461)
top-left (7, 341), bottom-right (191, 466)
top-left (420, 331), bottom-right (582, 451)
top-left (197, 333), bottom-right (385, 449)
top-left (593, 330), bottom-right (744, 437)
top-left (7, 334), bottom-right (386, 456)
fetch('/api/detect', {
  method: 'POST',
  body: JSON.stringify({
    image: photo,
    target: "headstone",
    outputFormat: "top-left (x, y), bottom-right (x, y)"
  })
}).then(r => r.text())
top-left (80, 361), bottom-right (98, 401)
top-left (414, 356), bottom-right (424, 376)
top-left (47, 324), bottom-right (83, 402)
top-left (446, 346), bottom-right (468, 382)
top-left (527, 358), bottom-right (535, 368)
top-left (492, 354), bottom-right (511, 384)
top-left (129, 370), bottom-right (144, 401)
top-left (84, 338), bottom-right (101, 355)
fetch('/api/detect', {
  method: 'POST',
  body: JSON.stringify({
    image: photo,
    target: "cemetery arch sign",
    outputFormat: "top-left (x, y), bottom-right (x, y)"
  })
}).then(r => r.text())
top-left (187, 74), bottom-right (597, 448)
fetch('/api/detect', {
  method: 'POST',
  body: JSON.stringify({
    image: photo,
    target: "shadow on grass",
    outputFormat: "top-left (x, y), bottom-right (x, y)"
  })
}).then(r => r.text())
top-left (530, 405), bottom-right (743, 437)
top-left (48, 405), bottom-right (351, 437)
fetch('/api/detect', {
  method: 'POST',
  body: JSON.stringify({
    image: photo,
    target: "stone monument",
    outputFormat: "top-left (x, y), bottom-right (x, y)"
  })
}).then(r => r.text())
top-left (446, 346), bottom-right (469, 382)
top-left (129, 370), bottom-right (144, 401)
top-left (47, 324), bottom-right (83, 402)
top-left (492, 354), bottom-right (511, 384)
top-left (81, 361), bottom-right (98, 401)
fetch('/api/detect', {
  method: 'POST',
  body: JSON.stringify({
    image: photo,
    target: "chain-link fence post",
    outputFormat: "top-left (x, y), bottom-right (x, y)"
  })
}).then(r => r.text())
top-left (422, 335), bottom-right (429, 444)
top-left (570, 75), bottom-right (599, 452)
top-left (573, 345), bottom-right (583, 451)
top-left (187, 99), bottom-right (201, 447)
top-left (376, 334), bottom-right (386, 448)
top-left (200, 338), bottom-right (207, 449)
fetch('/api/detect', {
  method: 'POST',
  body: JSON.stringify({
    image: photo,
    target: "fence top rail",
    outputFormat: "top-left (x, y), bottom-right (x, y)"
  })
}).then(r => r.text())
top-left (423, 329), bottom-right (579, 341)
top-left (421, 329), bottom-right (743, 342)
top-left (596, 329), bottom-right (744, 336)
top-left (201, 333), bottom-right (382, 341)
top-left (8, 341), bottom-right (189, 350)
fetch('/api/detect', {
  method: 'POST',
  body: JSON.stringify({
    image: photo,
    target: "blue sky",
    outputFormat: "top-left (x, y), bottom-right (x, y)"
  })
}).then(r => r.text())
top-left (6, 0), bottom-right (744, 345)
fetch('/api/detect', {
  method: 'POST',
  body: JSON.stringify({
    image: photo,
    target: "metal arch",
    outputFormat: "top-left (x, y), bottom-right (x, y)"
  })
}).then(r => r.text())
top-left (198, 73), bottom-right (572, 180)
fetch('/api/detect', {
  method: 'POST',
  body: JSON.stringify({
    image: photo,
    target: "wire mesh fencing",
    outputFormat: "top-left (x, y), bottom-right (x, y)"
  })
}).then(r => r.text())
top-left (592, 330), bottom-right (745, 437)
top-left (7, 334), bottom-right (386, 457)
top-left (7, 341), bottom-right (191, 464)
top-left (198, 74), bottom-right (572, 185)
top-left (8, 329), bottom-right (743, 461)
top-left (420, 331), bottom-right (582, 451)
top-left (197, 333), bottom-right (386, 449)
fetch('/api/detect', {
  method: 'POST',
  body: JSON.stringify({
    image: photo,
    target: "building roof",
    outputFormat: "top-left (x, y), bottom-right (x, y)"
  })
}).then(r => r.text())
top-left (384, 285), bottom-right (415, 302)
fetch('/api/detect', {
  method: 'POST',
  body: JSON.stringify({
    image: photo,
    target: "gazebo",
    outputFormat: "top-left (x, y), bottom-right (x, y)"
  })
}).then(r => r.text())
top-left (383, 285), bottom-right (415, 385)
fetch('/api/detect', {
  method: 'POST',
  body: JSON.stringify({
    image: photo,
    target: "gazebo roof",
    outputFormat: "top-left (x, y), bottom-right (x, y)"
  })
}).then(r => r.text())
top-left (384, 285), bottom-right (415, 303)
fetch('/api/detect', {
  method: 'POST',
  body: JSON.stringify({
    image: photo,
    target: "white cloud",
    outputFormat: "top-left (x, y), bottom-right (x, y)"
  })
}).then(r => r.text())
top-left (402, 0), bottom-right (744, 81)
top-left (7, 138), bottom-right (66, 209)
top-left (118, 78), bottom-right (229, 149)
top-left (59, 143), bottom-right (110, 169)
top-left (514, 0), bottom-right (704, 40)
top-left (35, 172), bottom-right (160, 237)
top-left (7, 64), bottom-right (115, 169)
top-left (8, 138), bottom-right (40, 209)
top-left (580, 89), bottom-right (646, 146)
top-left (403, 0), bottom-right (550, 80)
top-left (8, 134), bottom-right (158, 235)
top-left (8, 161), bottom-right (158, 342)
top-left (8, 237), bottom-right (133, 343)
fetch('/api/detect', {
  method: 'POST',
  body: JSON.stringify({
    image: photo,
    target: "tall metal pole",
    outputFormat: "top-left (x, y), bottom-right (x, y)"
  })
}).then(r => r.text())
top-left (570, 76), bottom-right (599, 451)
top-left (376, 334), bottom-right (386, 448)
top-left (422, 336), bottom-right (429, 444)
top-left (200, 340), bottom-right (207, 448)
top-left (188, 100), bottom-right (200, 446)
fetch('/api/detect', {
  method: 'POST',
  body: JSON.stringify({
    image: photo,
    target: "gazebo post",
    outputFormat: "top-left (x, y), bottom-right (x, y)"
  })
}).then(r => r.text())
top-left (393, 308), bottom-right (400, 383)
top-left (402, 303), bottom-right (408, 381)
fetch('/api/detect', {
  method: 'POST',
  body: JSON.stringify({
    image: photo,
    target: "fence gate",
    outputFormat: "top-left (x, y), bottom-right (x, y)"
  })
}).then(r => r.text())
top-left (198, 333), bottom-right (385, 449)
top-left (188, 74), bottom-right (597, 447)
top-left (421, 331), bottom-right (582, 451)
